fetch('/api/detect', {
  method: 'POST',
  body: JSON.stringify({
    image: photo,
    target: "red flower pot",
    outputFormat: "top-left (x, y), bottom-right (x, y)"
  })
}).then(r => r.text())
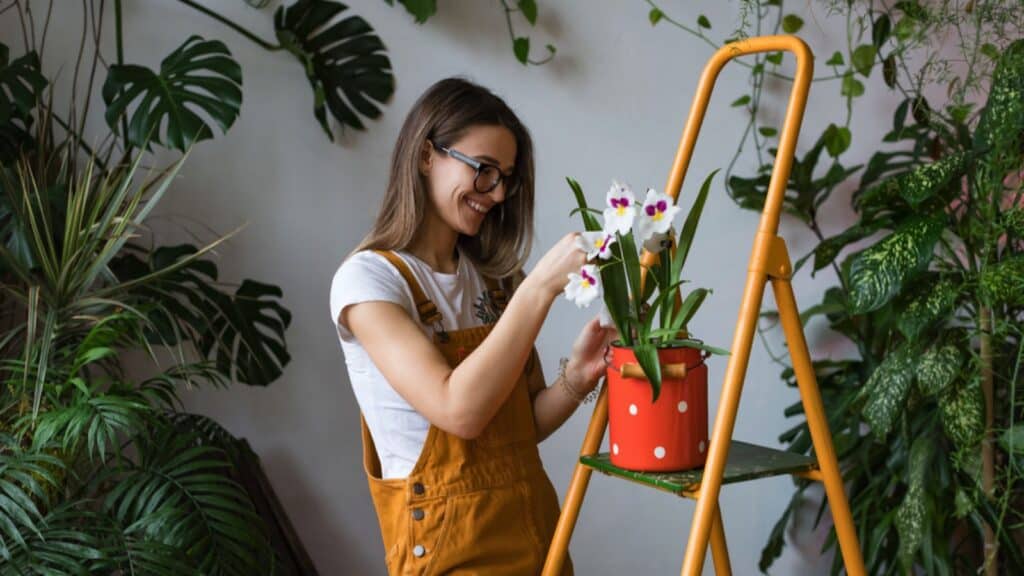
top-left (607, 344), bottom-right (708, 472)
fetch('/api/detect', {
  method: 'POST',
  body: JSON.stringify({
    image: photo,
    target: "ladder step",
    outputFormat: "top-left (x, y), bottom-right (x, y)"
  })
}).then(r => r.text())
top-left (580, 441), bottom-right (818, 497)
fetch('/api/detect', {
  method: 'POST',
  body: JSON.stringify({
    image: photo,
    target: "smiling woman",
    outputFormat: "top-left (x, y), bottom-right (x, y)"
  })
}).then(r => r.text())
top-left (328, 77), bottom-right (619, 574)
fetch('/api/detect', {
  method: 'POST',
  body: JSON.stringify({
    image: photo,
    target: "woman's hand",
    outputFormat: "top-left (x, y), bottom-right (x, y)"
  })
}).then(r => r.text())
top-left (566, 315), bottom-right (620, 392)
top-left (523, 232), bottom-right (588, 300)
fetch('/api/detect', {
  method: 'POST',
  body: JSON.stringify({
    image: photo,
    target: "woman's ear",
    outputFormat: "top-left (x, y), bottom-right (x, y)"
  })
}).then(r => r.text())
top-left (419, 140), bottom-right (433, 176)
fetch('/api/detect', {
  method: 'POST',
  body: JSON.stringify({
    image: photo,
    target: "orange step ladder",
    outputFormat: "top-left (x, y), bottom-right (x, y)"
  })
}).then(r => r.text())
top-left (542, 35), bottom-right (867, 576)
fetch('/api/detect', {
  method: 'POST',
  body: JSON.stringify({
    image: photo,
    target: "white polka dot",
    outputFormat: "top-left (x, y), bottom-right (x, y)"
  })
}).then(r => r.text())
top-left (654, 446), bottom-right (666, 459)
top-left (628, 404), bottom-right (638, 416)
top-left (612, 443), bottom-right (619, 455)
top-left (677, 401), bottom-right (688, 413)
top-left (699, 441), bottom-right (706, 453)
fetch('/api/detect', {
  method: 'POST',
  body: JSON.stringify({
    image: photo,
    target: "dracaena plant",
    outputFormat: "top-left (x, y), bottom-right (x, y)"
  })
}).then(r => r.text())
top-left (642, 1), bottom-right (1023, 573)
top-left (562, 171), bottom-right (728, 400)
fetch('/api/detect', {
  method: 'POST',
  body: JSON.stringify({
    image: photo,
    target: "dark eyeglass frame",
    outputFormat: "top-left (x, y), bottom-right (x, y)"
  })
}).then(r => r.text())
top-left (431, 141), bottom-right (516, 196)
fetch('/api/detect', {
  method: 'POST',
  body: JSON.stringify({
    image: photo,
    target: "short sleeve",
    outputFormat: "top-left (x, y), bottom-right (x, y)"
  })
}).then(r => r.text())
top-left (330, 251), bottom-right (412, 342)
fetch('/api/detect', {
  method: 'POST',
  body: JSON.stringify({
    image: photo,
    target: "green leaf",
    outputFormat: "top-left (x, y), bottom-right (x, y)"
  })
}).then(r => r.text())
top-left (765, 52), bottom-right (783, 65)
top-left (731, 95), bottom-right (751, 107)
top-left (671, 170), bottom-right (718, 284)
top-left (861, 345), bottom-right (916, 440)
top-left (669, 288), bottom-right (710, 334)
top-left (980, 255), bottom-right (1024, 306)
top-left (911, 96), bottom-right (932, 126)
top-left (112, 244), bottom-right (292, 386)
top-left (697, 14), bottom-right (711, 29)
top-left (896, 436), bottom-right (930, 570)
top-left (893, 17), bottom-right (916, 41)
top-left (103, 35), bottom-right (242, 151)
top-left (0, 47), bottom-right (46, 123)
top-left (758, 126), bottom-right (777, 137)
top-left (847, 215), bottom-right (943, 314)
top-left (898, 279), bottom-right (958, 341)
top-left (841, 73), bottom-right (865, 98)
top-left (825, 51), bottom-right (844, 67)
top-left (811, 222), bottom-right (884, 273)
top-left (916, 345), bottom-right (961, 396)
top-left (782, 14), bottom-right (804, 33)
top-left (1000, 424), bottom-right (1024, 455)
top-left (274, 0), bottom-right (395, 139)
top-left (633, 342), bottom-right (662, 401)
top-left (513, 37), bottom-right (530, 64)
top-left (973, 39), bottom-right (1024, 154)
top-left (852, 44), bottom-right (877, 77)
top-left (392, 0), bottom-right (437, 23)
top-left (649, 8), bottom-right (664, 26)
top-left (939, 377), bottom-right (984, 447)
top-left (980, 43), bottom-right (999, 60)
top-left (103, 426), bottom-right (271, 573)
top-left (565, 178), bottom-right (632, 345)
top-left (898, 152), bottom-right (969, 206)
top-left (872, 14), bottom-right (892, 48)
top-left (823, 123), bottom-right (851, 157)
top-left (518, 0), bottom-right (538, 25)
top-left (883, 54), bottom-right (897, 88)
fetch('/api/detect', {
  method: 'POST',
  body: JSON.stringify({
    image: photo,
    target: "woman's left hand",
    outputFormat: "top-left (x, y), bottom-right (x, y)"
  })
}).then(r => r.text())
top-left (566, 315), bottom-right (620, 391)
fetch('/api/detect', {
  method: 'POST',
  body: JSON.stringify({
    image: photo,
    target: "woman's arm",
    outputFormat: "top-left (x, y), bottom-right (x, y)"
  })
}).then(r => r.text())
top-left (344, 232), bottom-right (585, 440)
top-left (530, 317), bottom-right (618, 442)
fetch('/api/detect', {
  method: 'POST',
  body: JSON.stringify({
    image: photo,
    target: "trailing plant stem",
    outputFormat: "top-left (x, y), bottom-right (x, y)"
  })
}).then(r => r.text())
top-left (176, 0), bottom-right (282, 51)
top-left (980, 304), bottom-right (997, 576)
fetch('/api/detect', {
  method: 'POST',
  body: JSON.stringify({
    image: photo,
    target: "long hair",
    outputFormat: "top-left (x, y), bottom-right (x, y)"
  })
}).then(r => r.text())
top-left (352, 77), bottom-right (535, 279)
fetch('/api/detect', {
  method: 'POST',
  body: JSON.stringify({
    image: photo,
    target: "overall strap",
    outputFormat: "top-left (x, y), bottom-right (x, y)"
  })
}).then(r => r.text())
top-left (371, 250), bottom-right (443, 325)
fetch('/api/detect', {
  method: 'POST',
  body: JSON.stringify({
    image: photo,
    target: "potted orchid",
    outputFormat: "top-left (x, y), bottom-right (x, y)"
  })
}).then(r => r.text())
top-left (563, 171), bottom-right (727, 472)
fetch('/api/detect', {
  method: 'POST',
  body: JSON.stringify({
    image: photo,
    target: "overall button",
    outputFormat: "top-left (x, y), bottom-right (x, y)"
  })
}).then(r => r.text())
top-left (413, 545), bottom-right (426, 558)
top-left (412, 508), bottom-right (425, 521)
top-left (412, 482), bottom-right (425, 495)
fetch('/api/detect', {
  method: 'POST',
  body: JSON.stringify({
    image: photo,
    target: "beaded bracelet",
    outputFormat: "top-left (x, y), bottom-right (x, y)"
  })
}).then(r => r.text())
top-left (557, 357), bottom-right (601, 404)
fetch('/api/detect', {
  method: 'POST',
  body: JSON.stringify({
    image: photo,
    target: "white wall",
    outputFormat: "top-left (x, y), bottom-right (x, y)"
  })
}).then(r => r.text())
top-left (7, 1), bottom-right (904, 573)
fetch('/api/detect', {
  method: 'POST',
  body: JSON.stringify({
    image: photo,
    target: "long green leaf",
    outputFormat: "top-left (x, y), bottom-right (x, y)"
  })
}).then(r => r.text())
top-left (671, 169), bottom-right (718, 283)
top-left (847, 214), bottom-right (944, 314)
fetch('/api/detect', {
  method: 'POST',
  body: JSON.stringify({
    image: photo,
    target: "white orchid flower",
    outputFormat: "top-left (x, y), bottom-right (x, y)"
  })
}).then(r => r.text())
top-left (636, 188), bottom-right (680, 245)
top-left (575, 231), bottom-right (617, 260)
top-left (564, 264), bottom-right (602, 308)
top-left (603, 180), bottom-right (636, 236)
top-left (643, 231), bottom-right (671, 254)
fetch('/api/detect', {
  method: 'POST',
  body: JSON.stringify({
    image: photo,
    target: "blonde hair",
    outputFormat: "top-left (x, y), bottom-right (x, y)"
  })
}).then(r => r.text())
top-left (352, 77), bottom-right (535, 279)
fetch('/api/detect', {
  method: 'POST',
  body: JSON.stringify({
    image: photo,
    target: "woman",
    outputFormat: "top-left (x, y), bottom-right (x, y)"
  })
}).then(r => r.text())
top-left (330, 77), bottom-right (615, 575)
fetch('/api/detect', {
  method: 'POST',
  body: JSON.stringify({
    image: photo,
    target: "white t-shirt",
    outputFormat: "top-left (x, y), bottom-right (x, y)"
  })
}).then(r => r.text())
top-left (329, 247), bottom-right (497, 479)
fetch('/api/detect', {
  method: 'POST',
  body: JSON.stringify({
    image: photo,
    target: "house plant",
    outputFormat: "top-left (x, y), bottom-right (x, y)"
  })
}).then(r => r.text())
top-left (642, 1), bottom-right (1023, 572)
top-left (562, 172), bottom-right (727, 472)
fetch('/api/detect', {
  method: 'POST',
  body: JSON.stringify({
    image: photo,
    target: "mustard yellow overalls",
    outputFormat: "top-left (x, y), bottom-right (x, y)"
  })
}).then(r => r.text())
top-left (359, 250), bottom-right (574, 575)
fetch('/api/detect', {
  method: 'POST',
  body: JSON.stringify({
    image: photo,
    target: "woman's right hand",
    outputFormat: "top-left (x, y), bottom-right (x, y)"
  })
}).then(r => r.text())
top-left (524, 232), bottom-right (588, 300)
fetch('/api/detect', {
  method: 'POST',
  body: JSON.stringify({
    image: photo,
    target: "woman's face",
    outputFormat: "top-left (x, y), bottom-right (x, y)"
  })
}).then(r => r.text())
top-left (421, 124), bottom-right (517, 237)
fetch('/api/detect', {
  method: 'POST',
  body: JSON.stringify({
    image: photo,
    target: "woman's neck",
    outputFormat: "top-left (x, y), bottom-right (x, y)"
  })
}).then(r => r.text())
top-left (408, 209), bottom-right (460, 274)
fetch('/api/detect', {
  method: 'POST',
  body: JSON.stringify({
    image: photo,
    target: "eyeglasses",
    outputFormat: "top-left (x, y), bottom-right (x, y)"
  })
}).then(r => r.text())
top-left (431, 141), bottom-right (516, 196)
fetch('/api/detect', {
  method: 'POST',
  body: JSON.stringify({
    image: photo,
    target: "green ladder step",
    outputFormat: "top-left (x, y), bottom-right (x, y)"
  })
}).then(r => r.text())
top-left (580, 441), bottom-right (818, 497)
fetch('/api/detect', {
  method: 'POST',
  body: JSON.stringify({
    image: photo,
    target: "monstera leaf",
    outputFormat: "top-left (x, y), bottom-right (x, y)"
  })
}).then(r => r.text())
top-left (274, 0), bottom-right (394, 139)
top-left (0, 44), bottom-right (46, 125)
top-left (0, 44), bottom-right (45, 161)
top-left (102, 35), bottom-right (242, 151)
top-left (111, 244), bottom-right (291, 387)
